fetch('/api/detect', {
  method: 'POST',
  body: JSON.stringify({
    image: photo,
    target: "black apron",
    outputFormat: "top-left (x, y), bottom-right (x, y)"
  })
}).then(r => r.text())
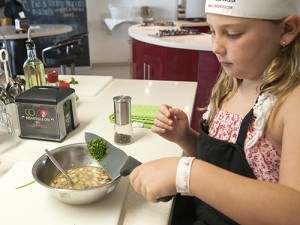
top-left (171, 109), bottom-right (256, 225)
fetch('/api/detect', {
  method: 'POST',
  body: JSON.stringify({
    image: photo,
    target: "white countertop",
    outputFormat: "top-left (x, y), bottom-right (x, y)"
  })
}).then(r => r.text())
top-left (0, 24), bottom-right (72, 40)
top-left (128, 23), bottom-right (212, 51)
top-left (0, 77), bottom-right (197, 225)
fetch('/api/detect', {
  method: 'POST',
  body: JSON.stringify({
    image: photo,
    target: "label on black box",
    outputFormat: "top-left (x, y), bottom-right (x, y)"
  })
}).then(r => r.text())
top-left (18, 103), bottom-right (59, 140)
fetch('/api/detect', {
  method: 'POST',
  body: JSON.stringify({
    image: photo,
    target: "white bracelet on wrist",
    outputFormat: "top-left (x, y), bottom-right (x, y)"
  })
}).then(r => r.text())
top-left (176, 156), bottom-right (195, 194)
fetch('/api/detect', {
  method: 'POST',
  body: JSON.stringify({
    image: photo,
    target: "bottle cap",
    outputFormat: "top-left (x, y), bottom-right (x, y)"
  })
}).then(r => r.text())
top-left (25, 40), bottom-right (35, 49)
top-left (47, 70), bottom-right (59, 83)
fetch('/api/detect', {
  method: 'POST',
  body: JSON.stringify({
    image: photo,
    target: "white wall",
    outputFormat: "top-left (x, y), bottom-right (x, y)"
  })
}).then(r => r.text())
top-left (86, 0), bottom-right (177, 65)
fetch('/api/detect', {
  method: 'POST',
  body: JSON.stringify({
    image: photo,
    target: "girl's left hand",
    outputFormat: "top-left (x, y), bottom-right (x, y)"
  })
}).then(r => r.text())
top-left (129, 157), bottom-right (179, 202)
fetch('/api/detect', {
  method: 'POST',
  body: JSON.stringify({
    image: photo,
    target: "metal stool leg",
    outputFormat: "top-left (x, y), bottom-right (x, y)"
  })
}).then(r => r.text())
top-left (70, 63), bottom-right (75, 75)
top-left (60, 65), bottom-right (66, 75)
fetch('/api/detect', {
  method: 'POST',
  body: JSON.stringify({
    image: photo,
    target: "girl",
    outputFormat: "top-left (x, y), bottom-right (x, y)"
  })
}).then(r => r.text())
top-left (129, 0), bottom-right (300, 224)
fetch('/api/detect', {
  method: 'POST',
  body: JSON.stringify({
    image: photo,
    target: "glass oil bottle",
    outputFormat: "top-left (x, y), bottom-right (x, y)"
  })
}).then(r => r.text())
top-left (23, 31), bottom-right (46, 89)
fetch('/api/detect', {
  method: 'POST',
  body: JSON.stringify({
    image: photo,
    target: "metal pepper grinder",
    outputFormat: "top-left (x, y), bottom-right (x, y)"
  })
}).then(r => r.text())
top-left (113, 95), bottom-right (133, 144)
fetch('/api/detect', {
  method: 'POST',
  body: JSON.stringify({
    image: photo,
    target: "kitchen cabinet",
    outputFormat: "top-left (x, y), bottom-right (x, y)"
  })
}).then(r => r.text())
top-left (131, 38), bottom-right (220, 129)
top-left (193, 50), bottom-right (220, 128)
top-left (132, 39), bottom-right (199, 81)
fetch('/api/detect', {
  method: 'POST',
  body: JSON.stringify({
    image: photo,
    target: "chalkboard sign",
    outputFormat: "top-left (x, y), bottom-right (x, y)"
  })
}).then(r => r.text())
top-left (20, 0), bottom-right (90, 67)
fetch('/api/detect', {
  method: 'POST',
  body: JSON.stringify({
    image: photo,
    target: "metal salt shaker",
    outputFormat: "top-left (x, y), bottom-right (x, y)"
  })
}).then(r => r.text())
top-left (113, 95), bottom-right (133, 144)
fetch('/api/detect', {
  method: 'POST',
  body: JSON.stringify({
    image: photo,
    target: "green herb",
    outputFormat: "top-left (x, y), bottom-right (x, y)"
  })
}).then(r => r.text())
top-left (16, 180), bottom-right (35, 189)
top-left (59, 77), bottom-right (78, 85)
top-left (70, 77), bottom-right (79, 85)
top-left (87, 138), bottom-right (108, 161)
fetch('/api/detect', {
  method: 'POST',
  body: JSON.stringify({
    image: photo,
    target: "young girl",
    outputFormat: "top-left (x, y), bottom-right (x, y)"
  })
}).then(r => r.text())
top-left (129, 0), bottom-right (300, 224)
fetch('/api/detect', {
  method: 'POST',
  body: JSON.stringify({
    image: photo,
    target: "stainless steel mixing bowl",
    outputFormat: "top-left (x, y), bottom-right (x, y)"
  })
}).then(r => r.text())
top-left (32, 143), bottom-right (122, 205)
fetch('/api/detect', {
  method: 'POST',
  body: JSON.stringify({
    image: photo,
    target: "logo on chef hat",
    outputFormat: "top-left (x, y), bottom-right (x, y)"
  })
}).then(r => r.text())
top-left (205, 0), bottom-right (298, 20)
top-left (206, 0), bottom-right (236, 11)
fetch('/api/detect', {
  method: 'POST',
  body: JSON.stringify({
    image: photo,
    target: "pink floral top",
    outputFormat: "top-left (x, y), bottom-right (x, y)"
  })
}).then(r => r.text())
top-left (208, 109), bottom-right (281, 183)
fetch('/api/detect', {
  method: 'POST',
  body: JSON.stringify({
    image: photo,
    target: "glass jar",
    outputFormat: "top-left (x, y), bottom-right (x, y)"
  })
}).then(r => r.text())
top-left (47, 70), bottom-right (59, 86)
top-left (113, 95), bottom-right (133, 144)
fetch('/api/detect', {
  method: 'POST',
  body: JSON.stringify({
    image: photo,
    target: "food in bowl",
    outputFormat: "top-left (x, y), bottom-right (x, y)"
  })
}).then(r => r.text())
top-left (50, 166), bottom-right (112, 189)
top-left (32, 143), bottom-right (122, 205)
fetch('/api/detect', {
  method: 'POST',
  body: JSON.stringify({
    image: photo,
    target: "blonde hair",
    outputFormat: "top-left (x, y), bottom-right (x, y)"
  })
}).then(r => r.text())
top-left (206, 30), bottom-right (300, 124)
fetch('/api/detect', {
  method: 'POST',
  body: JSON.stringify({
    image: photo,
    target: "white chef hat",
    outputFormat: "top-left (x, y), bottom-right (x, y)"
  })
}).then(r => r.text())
top-left (205, 0), bottom-right (299, 20)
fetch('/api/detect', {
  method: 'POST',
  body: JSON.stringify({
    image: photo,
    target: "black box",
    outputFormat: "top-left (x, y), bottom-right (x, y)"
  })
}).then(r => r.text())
top-left (15, 86), bottom-right (79, 142)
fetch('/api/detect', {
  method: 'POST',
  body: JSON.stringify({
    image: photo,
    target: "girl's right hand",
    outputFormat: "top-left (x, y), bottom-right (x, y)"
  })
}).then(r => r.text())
top-left (151, 104), bottom-right (190, 144)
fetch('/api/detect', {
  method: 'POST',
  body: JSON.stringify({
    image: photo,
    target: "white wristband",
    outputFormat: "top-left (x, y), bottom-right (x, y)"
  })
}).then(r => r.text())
top-left (176, 157), bottom-right (195, 194)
